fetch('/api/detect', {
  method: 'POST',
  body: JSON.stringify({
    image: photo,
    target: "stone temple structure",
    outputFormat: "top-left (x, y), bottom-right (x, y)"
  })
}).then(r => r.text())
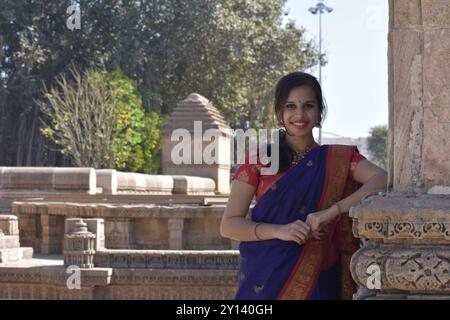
top-left (0, 0), bottom-right (448, 300)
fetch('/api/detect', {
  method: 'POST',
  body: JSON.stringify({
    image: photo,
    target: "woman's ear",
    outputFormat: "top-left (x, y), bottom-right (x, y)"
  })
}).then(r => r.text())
top-left (275, 112), bottom-right (283, 126)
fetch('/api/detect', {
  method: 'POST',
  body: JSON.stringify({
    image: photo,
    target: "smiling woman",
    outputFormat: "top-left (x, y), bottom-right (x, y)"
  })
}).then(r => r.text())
top-left (220, 71), bottom-right (388, 300)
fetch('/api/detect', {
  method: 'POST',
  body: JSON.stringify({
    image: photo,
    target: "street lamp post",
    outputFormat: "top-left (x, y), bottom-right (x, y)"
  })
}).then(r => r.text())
top-left (308, 0), bottom-right (333, 144)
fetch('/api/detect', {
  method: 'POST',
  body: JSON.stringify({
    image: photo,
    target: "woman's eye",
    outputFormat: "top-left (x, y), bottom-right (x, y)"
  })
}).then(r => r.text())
top-left (285, 104), bottom-right (296, 109)
top-left (305, 104), bottom-right (315, 109)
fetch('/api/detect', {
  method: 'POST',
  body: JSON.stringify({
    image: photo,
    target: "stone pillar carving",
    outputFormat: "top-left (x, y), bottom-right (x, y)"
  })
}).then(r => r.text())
top-left (350, 0), bottom-right (450, 300)
top-left (63, 220), bottom-right (96, 268)
top-left (40, 214), bottom-right (50, 254)
top-left (168, 218), bottom-right (184, 250)
top-left (65, 218), bottom-right (105, 251)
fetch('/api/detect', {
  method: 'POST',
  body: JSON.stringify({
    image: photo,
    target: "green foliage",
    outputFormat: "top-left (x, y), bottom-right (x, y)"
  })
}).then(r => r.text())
top-left (367, 124), bottom-right (388, 169)
top-left (104, 69), bottom-right (145, 170)
top-left (140, 113), bottom-right (166, 174)
top-left (121, 111), bottom-right (165, 174)
top-left (106, 70), bottom-right (164, 173)
top-left (37, 66), bottom-right (162, 171)
top-left (37, 66), bottom-right (118, 168)
top-left (1, 0), bottom-right (319, 166)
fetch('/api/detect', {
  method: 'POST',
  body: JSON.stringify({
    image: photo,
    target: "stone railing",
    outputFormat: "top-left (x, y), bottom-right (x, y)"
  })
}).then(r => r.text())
top-left (350, 193), bottom-right (450, 299)
top-left (12, 201), bottom-right (237, 254)
top-left (0, 167), bottom-right (217, 197)
top-left (0, 167), bottom-right (96, 194)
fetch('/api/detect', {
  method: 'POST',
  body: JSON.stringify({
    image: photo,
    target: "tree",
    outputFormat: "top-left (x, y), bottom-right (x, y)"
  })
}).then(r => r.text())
top-left (37, 66), bottom-right (162, 171)
top-left (37, 66), bottom-right (118, 168)
top-left (367, 125), bottom-right (388, 169)
top-left (1, 0), bottom-right (319, 167)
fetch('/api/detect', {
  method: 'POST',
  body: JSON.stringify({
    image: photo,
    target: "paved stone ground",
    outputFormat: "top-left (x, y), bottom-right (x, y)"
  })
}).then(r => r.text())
top-left (0, 254), bottom-right (63, 268)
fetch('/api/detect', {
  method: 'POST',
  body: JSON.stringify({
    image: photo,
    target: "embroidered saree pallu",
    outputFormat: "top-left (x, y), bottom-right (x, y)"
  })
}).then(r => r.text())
top-left (236, 145), bottom-right (360, 300)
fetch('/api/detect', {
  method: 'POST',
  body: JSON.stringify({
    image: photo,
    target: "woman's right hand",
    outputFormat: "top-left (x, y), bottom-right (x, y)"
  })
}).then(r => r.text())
top-left (276, 220), bottom-right (311, 245)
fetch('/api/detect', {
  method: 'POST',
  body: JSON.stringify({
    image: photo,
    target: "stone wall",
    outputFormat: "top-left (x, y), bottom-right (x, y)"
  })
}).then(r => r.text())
top-left (0, 267), bottom-right (238, 300)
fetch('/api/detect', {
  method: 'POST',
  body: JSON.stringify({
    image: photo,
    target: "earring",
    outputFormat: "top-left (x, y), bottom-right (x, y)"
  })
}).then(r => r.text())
top-left (315, 121), bottom-right (322, 128)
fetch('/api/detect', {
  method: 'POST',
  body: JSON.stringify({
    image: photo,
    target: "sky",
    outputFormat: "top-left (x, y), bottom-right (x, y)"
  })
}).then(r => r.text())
top-left (284, 0), bottom-right (389, 138)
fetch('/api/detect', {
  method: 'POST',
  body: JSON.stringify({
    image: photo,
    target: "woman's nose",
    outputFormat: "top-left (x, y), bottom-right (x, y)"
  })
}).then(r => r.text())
top-left (294, 105), bottom-right (306, 116)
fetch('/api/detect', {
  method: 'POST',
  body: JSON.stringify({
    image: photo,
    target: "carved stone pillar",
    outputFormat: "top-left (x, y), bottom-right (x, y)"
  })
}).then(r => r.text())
top-left (168, 218), bottom-right (184, 250)
top-left (40, 214), bottom-right (50, 254)
top-left (63, 220), bottom-right (96, 268)
top-left (350, 0), bottom-right (450, 300)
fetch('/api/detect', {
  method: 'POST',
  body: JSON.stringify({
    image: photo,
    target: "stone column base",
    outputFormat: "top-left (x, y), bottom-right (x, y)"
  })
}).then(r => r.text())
top-left (350, 193), bottom-right (450, 299)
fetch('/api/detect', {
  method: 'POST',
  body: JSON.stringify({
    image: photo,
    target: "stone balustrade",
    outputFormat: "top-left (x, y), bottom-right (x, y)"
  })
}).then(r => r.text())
top-left (0, 167), bottom-right (96, 194)
top-left (171, 175), bottom-right (216, 195)
top-left (0, 167), bottom-right (217, 196)
top-left (115, 171), bottom-right (174, 194)
top-left (95, 169), bottom-right (118, 194)
top-left (12, 201), bottom-right (239, 253)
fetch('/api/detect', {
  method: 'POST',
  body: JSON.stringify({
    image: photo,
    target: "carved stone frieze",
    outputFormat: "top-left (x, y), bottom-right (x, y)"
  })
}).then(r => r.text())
top-left (351, 245), bottom-right (450, 293)
top-left (351, 194), bottom-right (450, 244)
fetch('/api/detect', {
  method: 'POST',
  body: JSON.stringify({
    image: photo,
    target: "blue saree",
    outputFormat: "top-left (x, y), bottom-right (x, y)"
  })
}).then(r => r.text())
top-left (235, 145), bottom-right (360, 300)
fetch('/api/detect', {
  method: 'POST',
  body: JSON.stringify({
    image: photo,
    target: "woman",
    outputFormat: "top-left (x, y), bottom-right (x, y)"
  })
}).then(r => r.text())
top-left (220, 72), bottom-right (387, 300)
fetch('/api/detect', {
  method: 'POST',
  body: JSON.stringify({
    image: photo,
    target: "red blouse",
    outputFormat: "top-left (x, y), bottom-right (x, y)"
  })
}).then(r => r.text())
top-left (232, 145), bottom-right (366, 202)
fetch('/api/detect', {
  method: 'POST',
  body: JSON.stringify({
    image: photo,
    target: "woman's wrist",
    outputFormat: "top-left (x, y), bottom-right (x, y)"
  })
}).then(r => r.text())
top-left (254, 222), bottom-right (263, 240)
top-left (329, 203), bottom-right (341, 218)
top-left (334, 202), bottom-right (342, 217)
top-left (254, 223), bottom-right (281, 241)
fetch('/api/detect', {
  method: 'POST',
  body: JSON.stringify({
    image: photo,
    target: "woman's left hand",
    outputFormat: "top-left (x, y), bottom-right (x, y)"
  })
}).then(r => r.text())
top-left (305, 207), bottom-right (339, 240)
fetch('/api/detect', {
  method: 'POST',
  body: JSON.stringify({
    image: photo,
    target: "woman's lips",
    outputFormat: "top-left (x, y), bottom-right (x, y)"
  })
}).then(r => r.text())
top-left (291, 121), bottom-right (308, 129)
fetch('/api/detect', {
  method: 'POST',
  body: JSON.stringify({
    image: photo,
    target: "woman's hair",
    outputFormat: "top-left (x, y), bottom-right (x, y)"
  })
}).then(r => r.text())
top-left (265, 72), bottom-right (327, 173)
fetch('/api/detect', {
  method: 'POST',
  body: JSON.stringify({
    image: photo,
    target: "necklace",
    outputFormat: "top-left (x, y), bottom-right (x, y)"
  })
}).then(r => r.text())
top-left (291, 144), bottom-right (313, 165)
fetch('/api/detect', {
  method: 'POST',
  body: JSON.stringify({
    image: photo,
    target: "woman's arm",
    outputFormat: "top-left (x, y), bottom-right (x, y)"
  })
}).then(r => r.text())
top-left (306, 159), bottom-right (388, 237)
top-left (220, 180), bottom-right (311, 245)
top-left (333, 159), bottom-right (388, 215)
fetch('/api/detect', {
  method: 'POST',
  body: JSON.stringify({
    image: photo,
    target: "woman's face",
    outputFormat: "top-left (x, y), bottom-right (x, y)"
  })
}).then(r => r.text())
top-left (281, 85), bottom-right (320, 137)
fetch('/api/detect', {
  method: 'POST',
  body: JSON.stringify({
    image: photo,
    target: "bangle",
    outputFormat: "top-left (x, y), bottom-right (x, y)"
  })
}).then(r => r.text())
top-left (254, 223), bottom-right (263, 240)
top-left (335, 202), bottom-right (342, 214)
